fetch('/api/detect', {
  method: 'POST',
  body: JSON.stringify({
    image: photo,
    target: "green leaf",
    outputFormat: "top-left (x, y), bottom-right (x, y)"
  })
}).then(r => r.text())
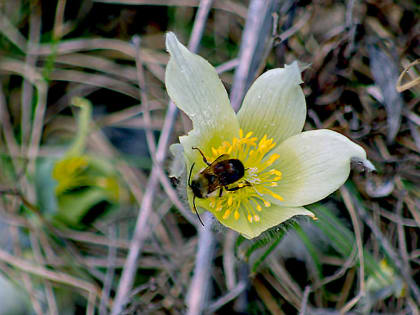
top-left (234, 223), bottom-right (296, 273)
top-left (307, 202), bottom-right (385, 279)
top-left (251, 230), bottom-right (286, 273)
top-left (66, 97), bottom-right (92, 157)
top-left (295, 224), bottom-right (323, 279)
top-left (54, 187), bottom-right (109, 226)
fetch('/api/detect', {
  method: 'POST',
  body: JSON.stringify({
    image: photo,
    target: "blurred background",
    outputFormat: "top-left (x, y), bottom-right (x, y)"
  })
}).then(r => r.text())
top-left (0, 0), bottom-right (419, 314)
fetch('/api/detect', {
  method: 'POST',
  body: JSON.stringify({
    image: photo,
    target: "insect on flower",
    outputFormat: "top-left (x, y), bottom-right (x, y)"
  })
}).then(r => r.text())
top-left (165, 32), bottom-right (374, 239)
top-left (188, 147), bottom-right (250, 225)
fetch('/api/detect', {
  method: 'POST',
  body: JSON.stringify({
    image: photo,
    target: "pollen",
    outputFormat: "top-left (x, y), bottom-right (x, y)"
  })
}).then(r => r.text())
top-left (248, 214), bottom-right (253, 223)
top-left (206, 129), bottom-right (284, 224)
top-left (234, 210), bottom-right (240, 220)
top-left (227, 195), bottom-right (233, 206)
top-left (223, 209), bottom-right (231, 219)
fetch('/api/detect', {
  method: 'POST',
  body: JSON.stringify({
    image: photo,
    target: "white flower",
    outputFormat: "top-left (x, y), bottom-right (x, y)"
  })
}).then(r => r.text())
top-left (166, 32), bottom-right (372, 239)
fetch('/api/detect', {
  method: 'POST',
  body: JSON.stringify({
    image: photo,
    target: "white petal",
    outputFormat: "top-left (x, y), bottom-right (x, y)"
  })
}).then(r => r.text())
top-left (212, 205), bottom-right (314, 239)
top-left (168, 143), bottom-right (186, 179)
top-left (237, 62), bottom-right (306, 144)
top-left (165, 32), bottom-right (239, 162)
top-left (270, 129), bottom-right (368, 207)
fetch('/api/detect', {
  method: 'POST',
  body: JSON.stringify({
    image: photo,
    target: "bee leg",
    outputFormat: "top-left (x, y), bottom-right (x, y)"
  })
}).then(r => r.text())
top-left (192, 147), bottom-right (211, 166)
top-left (224, 186), bottom-right (241, 192)
top-left (225, 182), bottom-right (251, 192)
top-left (219, 187), bottom-right (223, 197)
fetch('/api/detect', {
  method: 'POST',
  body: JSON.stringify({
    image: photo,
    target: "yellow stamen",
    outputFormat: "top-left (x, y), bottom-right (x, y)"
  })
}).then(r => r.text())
top-left (223, 209), bottom-right (231, 219)
top-left (234, 210), bottom-right (240, 220)
top-left (266, 190), bottom-right (284, 201)
top-left (227, 195), bottom-right (233, 206)
top-left (205, 131), bottom-right (283, 224)
top-left (265, 154), bottom-right (280, 166)
top-left (270, 169), bottom-right (282, 176)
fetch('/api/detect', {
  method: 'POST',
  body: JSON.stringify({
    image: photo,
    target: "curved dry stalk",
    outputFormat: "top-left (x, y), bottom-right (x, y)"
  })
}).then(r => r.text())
top-left (299, 286), bottom-right (311, 315)
top-left (30, 38), bottom-right (166, 63)
top-left (0, 248), bottom-right (101, 306)
top-left (186, 213), bottom-right (215, 315)
top-left (21, 2), bottom-right (41, 147)
top-left (7, 220), bottom-right (43, 315)
top-left (0, 86), bottom-right (20, 163)
top-left (206, 280), bottom-right (247, 313)
top-left (0, 58), bottom-right (47, 172)
top-left (0, 13), bottom-right (27, 52)
top-left (29, 232), bottom-right (58, 315)
top-left (110, 1), bottom-right (215, 313)
top-left (223, 230), bottom-right (238, 290)
top-left (396, 59), bottom-right (420, 92)
top-left (339, 187), bottom-right (365, 314)
top-left (49, 69), bottom-right (139, 99)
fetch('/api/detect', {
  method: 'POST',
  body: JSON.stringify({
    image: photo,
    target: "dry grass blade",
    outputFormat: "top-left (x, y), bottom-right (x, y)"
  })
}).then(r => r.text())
top-left (368, 44), bottom-right (403, 144)
top-left (397, 59), bottom-right (420, 92)
top-left (53, 54), bottom-right (138, 82)
top-left (0, 59), bottom-right (48, 173)
top-left (339, 187), bottom-right (365, 314)
top-left (0, 248), bottom-right (101, 306)
top-left (1, 0), bottom-right (419, 313)
top-left (92, 0), bottom-right (248, 18)
top-left (49, 69), bottom-right (140, 99)
top-left (0, 13), bottom-right (27, 52)
top-left (186, 212), bottom-right (215, 315)
top-left (0, 86), bottom-right (20, 160)
top-left (230, 0), bottom-right (277, 110)
top-left (349, 189), bottom-right (420, 302)
top-left (21, 3), bottom-right (41, 147)
top-left (206, 280), bottom-right (247, 313)
top-left (31, 38), bottom-right (167, 64)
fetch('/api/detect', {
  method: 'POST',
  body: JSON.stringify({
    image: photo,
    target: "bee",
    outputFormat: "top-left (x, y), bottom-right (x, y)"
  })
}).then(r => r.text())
top-left (189, 147), bottom-right (249, 226)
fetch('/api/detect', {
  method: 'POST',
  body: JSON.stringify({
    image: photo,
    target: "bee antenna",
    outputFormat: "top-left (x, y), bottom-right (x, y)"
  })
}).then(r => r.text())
top-left (188, 163), bottom-right (195, 187)
top-left (193, 195), bottom-right (205, 226)
top-left (188, 163), bottom-right (204, 226)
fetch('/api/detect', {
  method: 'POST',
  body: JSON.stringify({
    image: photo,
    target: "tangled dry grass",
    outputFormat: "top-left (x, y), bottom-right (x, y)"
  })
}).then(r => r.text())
top-left (0, 0), bottom-right (419, 314)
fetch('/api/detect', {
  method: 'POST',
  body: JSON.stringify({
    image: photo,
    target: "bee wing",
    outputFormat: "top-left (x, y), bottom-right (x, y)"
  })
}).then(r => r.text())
top-left (197, 154), bottom-right (229, 195)
top-left (209, 154), bottom-right (230, 166)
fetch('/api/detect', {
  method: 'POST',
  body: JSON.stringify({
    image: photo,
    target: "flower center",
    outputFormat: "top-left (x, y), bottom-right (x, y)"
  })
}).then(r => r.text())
top-left (206, 129), bottom-right (283, 223)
